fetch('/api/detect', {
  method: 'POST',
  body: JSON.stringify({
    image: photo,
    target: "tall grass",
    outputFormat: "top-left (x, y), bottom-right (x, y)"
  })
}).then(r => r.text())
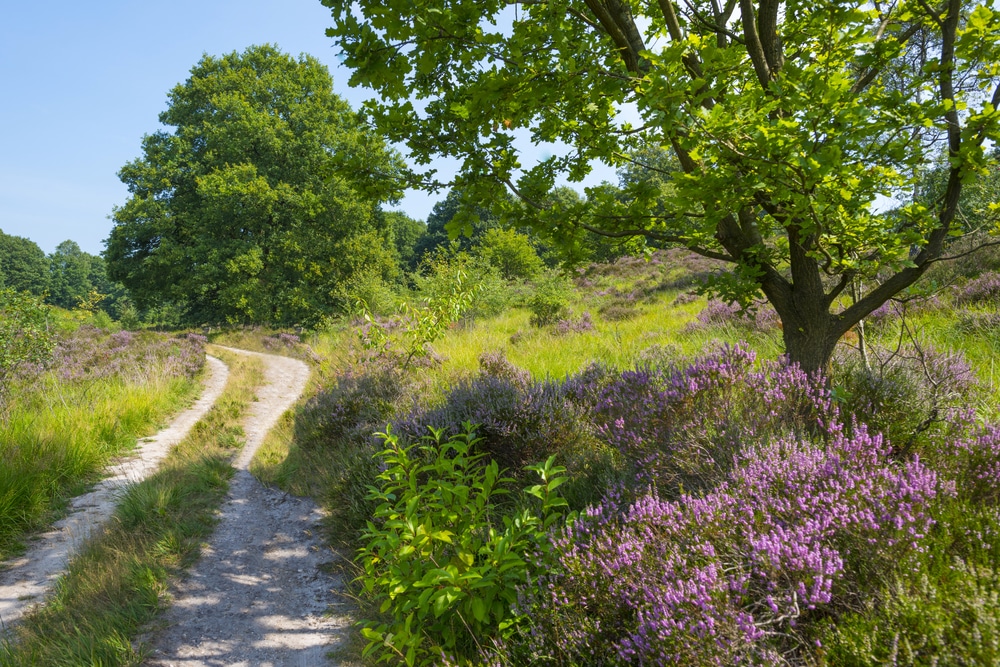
top-left (0, 329), bottom-right (205, 560)
top-left (0, 347), bottom-right (263, 666)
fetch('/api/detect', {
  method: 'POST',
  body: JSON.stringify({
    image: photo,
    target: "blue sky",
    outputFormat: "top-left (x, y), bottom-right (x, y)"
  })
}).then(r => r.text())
top-left (0, 0), bottom-right (372, 254)
top-left (0, 0), bottom-right (582, 256)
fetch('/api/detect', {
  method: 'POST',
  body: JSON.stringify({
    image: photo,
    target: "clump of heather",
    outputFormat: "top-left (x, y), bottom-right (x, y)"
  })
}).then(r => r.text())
top-left (571, 344), bottom-right (831, 494)
top-left (554, 311), bottom-right (594, 336)
top-left (689, 299), bottom-right (780, 333)
top-left (50, 326), bottom-right (204, 384)
top-left (513, 423), bottom-right (939, 665)
top-left (261, 332), bottom-right (301, 350)
top-left (831, 342), bottom-right (978, 457)
top-left (954, 270), bottom-right (1000, 306)
top-left (295, 356), bottom-right (418, 538)
top-left (955, 308), bottom-right (1000, 334)
top-left (396, 351), bottom-right (596, 479)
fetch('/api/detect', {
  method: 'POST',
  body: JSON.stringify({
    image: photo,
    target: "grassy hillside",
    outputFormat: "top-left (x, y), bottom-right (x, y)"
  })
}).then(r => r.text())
top-left (246, 248), bottom-right (1000, 666)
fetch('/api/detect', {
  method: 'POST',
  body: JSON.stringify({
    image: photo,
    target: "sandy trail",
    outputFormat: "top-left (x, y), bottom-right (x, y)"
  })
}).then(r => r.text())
top-left (0, 354), bottom-right (230, 630)
top-left (145, 347), bottom-right (350, 667)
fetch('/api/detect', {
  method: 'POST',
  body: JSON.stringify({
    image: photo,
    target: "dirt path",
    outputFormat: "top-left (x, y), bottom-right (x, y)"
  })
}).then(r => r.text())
top-left (0, 355), bottom-right (230, 630)
top-left (144, 347), bottom-right (351, 667)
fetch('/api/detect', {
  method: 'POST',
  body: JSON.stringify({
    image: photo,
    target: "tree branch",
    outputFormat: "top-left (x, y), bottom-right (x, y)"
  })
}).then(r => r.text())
top-left (739, 0), bottom-right (773, 86)
top-left (582, 0), bottom-right (648, 74)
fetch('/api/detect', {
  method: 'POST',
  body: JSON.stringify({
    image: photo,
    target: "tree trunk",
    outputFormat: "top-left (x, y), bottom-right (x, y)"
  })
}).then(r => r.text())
top-left (782, 323), bottom-right (841, 376)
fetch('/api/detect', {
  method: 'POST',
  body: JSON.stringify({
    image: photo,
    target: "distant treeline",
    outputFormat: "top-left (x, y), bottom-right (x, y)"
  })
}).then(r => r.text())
top-left (0, 231), bottom-right (128, 319)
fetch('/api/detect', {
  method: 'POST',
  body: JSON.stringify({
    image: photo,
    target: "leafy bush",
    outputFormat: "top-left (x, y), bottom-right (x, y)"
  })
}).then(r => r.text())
top-left (0, 288), bottom-right (54, 414)
top-left (474, 228), bottom-right (544, 282)
top-left (359, 267), bottom-right (477, 369)
top-left (415, 249), bottom-right (510, 320)
top-left (338, 266), bottom-right (400, 317)
top-left (358, 424), bottom-right (569, 667)
top-left (527, 271), bottom-right (572, 327)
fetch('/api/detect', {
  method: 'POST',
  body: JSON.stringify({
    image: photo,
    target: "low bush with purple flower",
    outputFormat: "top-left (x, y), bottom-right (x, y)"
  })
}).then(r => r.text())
top-left (344, 333), bottom-right (1000, 665)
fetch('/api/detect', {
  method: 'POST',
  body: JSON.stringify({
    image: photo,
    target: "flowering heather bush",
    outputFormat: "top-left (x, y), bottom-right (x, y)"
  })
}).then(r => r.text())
top-left (690, 299), bottom-right (780, 333)
top-left (395, 352), bottom-right (593, 477)
top-left (930, 419), bottom-right (1000, 506)
top-left (597, 301), bottom-right (640, 322)
top-left (955, 270), bottom-right (1000, 306)
top-left (693, 298), bottom-right (741, 326)
top-left (294, 357), bottom-right (416, 538)
top-left (50, 326), bottom-right (204, 384)
top-left (955, 308), bottom-right (1000, 334)
top-left (571, 344), bottom-right (831, 494)
top-left (553, 311), bottom-right (594, 335)
top-left (297, 358), bottom-right (405, 450)
top-left (861, 299), bottom-right (898, 332)
top-left (513, 424), bottom-right (939, 665)
top-left (672, 291), bottom-right (700, 305)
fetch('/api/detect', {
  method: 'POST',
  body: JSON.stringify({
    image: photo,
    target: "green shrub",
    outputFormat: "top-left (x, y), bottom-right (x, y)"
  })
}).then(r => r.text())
top-left (358, 423), bottom-right (569, 666)
top-left (416, 249), bottom-right (510, 320)
top-left (0, 288), bottom-right (54, 415)
top-left (340, 267), bottom-right (400, 317)
top-left (820, 557), bottom-right (1000, 666)
top-left (527, 272), bottom-right (572, 327)
top-left (474, 228), bottom-right (544, 282)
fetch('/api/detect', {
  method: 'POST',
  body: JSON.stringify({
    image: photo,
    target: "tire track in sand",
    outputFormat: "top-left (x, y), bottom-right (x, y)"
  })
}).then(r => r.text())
top-left (145, 347), bottom-right (351, 667)
top-left (0, 354), bottom-right (230, 630)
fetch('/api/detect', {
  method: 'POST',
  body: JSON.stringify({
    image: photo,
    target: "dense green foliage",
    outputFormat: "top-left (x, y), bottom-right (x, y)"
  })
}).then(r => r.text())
top-left (0, 289), bottom-right (53, 414)
top-left (323, 0), bottom-right (1000, 371)
top-left (359, 425), bottom-right (569, 666)
top-left (0, 231), bottom-right (49, 296)
top-left (105, 44), bottom-right (403, 326)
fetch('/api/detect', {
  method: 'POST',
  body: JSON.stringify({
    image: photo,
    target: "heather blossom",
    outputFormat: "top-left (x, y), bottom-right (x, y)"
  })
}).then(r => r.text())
top-left (516, 424), bottom-right (939, 665)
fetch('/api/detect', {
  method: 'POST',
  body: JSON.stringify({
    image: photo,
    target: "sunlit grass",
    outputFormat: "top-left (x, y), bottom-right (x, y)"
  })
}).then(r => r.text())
top-left (0, 347), bottom-right (263, 666)
top-left (0, 361), bottom-right (200, 561)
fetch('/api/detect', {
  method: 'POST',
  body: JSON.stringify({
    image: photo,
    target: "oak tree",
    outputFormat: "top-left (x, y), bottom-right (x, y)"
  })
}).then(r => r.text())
top-left (323, 0), bottom-right (1000, 371)
top-left (105, 44), bottom-right (403, 325)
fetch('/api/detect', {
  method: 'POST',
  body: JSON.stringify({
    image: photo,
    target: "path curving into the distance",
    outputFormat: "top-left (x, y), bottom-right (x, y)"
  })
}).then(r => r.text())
top-left (145, 346), bottom-right (351, 667)
top-left (0, 355), bottom-right (230, 630)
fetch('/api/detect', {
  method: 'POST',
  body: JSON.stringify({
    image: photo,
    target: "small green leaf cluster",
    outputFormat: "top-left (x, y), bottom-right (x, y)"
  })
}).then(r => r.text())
top-left (358, 423), bottom-right (569, 666)
top-left (358, 269), bottom-right (478, 369)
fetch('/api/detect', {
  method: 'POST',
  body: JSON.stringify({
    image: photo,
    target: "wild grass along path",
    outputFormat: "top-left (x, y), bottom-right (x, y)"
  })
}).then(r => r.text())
top-left (145, 347), bottom-right (350, 667)
top-left (0, 355), bottom-right (230, 630)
